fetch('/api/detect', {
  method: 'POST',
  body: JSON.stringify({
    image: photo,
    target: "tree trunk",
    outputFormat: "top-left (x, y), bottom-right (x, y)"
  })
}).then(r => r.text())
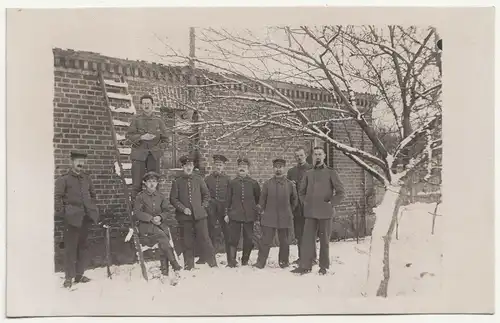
top-left (364, 184), bottom-right (403, 297)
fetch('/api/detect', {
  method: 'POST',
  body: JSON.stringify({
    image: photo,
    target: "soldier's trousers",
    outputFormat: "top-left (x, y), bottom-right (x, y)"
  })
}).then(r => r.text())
top-left (299, 218), bottom-right (332, 270)
top-left (293, 215), bottom-right (317, 261)
top-left (180, 218), bottom-right (217, 268)
top-left (256, 226), bottom-right (290, 267)
top-left (206, 200), bottom-right (230, 255)
top-left (63, 216), bottom-right (91, 280)
top-left (228, 220), bottom-right (254, 263)
top-left (144, 225), bottom-right (182, 272)
top-left (131, 153), bottom-right (159, 200)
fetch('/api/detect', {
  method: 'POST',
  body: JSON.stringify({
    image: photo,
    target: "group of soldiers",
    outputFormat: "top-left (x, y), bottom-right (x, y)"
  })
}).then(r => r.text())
top-left (54, 94), bottom-right (345, 289)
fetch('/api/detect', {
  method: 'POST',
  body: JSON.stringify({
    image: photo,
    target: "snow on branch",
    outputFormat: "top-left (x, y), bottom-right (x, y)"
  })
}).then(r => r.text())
top-left (342, 150), bottom-right (387, 185)
top-left (393, 114), bottom-right (442, 162)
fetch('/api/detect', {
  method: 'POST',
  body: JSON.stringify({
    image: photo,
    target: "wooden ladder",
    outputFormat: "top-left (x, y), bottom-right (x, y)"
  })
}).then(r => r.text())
top-left (97, 72), bottom-right (149, 281)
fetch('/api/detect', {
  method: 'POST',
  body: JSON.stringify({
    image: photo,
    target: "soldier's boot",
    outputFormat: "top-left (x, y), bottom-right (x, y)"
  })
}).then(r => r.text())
top-left (254, 247), bottom-right (269, 269)
top-left (63, 278), bottom-right (72, 288)
top-left (74, 275), bottom-right (91, 283)
top-left (227, 246), bottom-right (238, 268)
top-left (196, 258), bottom-right (206, 265)
top-left (160, 258), bottom-right (169, 276)
top-left (241, 247), bottom-right (252, 266)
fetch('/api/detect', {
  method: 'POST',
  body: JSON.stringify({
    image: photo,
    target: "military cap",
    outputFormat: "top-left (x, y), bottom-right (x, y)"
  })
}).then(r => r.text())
top-left (237, 157), bottom-right (250, 166)
top-left (179, 155), bottom-right (194, 166)
top-left (213, 154), bottom-right (228, 163)
top-left (272, 158), bottom-right (286, 166)
top-left (142, 171), bottom-right (161, 182)
top-left (70, 151), bottom-right (88, 159)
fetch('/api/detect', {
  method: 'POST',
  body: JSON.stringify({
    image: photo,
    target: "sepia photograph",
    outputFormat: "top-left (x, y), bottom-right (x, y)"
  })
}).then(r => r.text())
top-left (5, 5), bottom-right (495, 318)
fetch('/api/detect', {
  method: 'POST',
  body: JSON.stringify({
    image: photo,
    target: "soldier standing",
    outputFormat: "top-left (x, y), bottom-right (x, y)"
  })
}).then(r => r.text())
top-left (225, 158), bottom-right (261, 267)
top-left (169, 155), bottom-right (218, 270)
top-left (291, 146), bottom-right (345, 275)
top-left (286, 148), bottom-right (316, 264)
top-left (133, 171), bottom-right (182, 281)
top-left (198, 154), bottom-right (231, 265)
top-left (54, 151), bottom-right (100, 288)
top-left (254, 158), bottom-right (298, 269)
top-left (126, 94), bottom-right (169, 201)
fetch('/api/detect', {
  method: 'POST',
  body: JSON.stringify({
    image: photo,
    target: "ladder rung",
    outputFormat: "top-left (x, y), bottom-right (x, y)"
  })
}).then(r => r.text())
top-left (125, 178), bottom-right (132, 185)
top-left (113, 119), bottom-right (130, 127)
top-left (107, 92), bottom-right (133, 101)
top-left (116, 133), bottom-right (126, 141)
top-left (104, 79), bottom-right (128, 88)
top-left (141, 243), bottom-right (159, 252)
top-left (109, 104), bottom-right (136, 115)
top-left (119, 147), bottom-right (131, 155)
top-left (115, 162), bottom-right (132, 170)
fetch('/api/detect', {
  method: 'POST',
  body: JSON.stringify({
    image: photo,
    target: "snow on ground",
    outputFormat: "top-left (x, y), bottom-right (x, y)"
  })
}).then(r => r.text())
top-left (51, 202), bottom-right (443, 315)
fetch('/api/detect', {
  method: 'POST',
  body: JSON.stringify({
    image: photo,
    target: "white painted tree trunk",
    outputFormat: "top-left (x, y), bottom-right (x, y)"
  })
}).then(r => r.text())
top-left (364, 184), bottom-right (402, 297)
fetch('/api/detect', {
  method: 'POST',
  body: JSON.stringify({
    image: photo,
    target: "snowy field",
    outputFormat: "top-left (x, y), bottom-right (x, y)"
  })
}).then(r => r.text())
top-left (52, 202), bottom-right (443, 316)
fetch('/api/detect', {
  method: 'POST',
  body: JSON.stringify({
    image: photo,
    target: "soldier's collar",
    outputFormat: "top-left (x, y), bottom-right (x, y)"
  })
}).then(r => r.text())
top-left (69, 169), bottom-right (84, 177)
top-left (314, 163), bottom-right (326, 169)
top-left (274, 176), bottom-right (286, 183)
top-left (144, 189), bottom-right (158, 196)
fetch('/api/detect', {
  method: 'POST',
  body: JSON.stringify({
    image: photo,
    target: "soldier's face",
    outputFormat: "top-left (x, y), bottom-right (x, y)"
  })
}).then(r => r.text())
top-left (145, 178), bottom-right (158, 191)
top-left (295, 150), bottom-right (306, 164)
top-left (72, 158), bottom-right (85, 171)
top-left (274, 164), bottom-right (285, 176)
top-left (183, 162), bottom-right (194, 174)
top-left (141, 98), bottom-right (154, 116)
top-left (313, 149), bottom-right (326, 165)
top-left (214, 161), bottom-right (225, 173)
top-left (238, 164), bottom-right (249, 176)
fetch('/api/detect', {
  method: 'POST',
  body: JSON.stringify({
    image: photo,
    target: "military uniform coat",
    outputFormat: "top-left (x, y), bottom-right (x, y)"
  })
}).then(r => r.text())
top-left (126, 113), bottom-right (169, 162)
top-left (259, 176), bottom-right (298, 229)
top-left (227, 176), bottom-right (261, 223)
top-left (287, 163), bottom-right (313, 217)
top-left (298, 165), bottom-right (346, 219)
top-left (169, 173), bottom-right (210, 222)
top-left (205, 172), bottom-right (231, 205)
top-left (133, 189), bottom-right (177, 234)
top-left (54, 169), bottom-right (100, 227)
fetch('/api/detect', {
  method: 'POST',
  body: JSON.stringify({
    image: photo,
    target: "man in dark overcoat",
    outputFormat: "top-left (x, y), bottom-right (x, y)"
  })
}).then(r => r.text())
top-left (198, 154), bottom-right (231, 264)
top-left (254, 158), bottom-right (298, 269)
top-left (225, 157), bottom-right (261, 267)
top-left (169, 155), bottom-right (217, 270)
top-left (291, 146), bottom-right (345, 275)
top-left (54, 151), bottom-right (100, 288)
top-left (286, 148), bottom-right (317, 264)
top-left (134, 171), bottom-right (182, 279)
top-left (126, 94), bottom-right (169, 201)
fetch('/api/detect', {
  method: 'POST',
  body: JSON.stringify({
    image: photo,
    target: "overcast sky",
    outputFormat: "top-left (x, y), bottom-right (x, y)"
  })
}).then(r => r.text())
top-left (13, 8), bottom-right (435, 128)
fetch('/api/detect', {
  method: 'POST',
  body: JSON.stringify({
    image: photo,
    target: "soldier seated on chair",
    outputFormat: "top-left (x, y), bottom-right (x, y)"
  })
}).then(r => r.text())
top-left (133, 171), bottom-right (182, 276)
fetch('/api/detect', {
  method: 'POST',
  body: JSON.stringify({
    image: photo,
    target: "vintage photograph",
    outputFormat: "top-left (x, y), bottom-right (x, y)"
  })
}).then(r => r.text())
top-left (5, 7), bottom-right (495, 318)
top-left (52, 24), bottom-right (442, 294)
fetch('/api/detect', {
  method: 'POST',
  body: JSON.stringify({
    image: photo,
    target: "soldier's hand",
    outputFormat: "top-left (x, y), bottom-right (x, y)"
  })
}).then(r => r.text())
top-left (224, 215), bottom-right (229, 223)
top-left (141, 133), bottom-right (156, 140)
top-left (152, 216), bottom-right (162, 225)
top-left (184, 208), bottom-right (192, 215)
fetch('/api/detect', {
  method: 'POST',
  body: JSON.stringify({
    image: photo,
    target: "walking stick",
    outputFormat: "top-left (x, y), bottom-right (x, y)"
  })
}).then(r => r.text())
top-left (103, 224), bottom-right (112, 279)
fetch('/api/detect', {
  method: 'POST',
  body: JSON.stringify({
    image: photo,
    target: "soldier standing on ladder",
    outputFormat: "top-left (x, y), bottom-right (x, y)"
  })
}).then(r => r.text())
top-left (126, 94), bottom-right (169, 201)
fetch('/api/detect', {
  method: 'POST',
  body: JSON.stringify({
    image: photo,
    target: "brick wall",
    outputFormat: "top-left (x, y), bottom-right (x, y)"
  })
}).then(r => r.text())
top-left (53, 48), bottom-right (377, 270)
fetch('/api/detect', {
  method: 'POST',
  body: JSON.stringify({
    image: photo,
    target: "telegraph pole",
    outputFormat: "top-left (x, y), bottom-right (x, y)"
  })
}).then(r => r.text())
top-left (188, 27), bottom-right (201, 171)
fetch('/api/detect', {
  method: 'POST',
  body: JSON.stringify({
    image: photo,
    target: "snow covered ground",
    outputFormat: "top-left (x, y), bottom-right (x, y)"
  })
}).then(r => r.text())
top-left (51, 202), bottom-right (443, 315)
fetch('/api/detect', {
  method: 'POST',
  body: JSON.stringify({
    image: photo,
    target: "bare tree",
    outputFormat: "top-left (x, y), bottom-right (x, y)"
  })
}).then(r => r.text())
top-left (155, 25), bottom-right (442, 297)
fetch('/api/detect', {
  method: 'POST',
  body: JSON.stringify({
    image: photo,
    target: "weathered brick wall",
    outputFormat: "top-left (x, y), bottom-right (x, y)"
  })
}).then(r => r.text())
top-left (53, 48), bottom-right (377, 270)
